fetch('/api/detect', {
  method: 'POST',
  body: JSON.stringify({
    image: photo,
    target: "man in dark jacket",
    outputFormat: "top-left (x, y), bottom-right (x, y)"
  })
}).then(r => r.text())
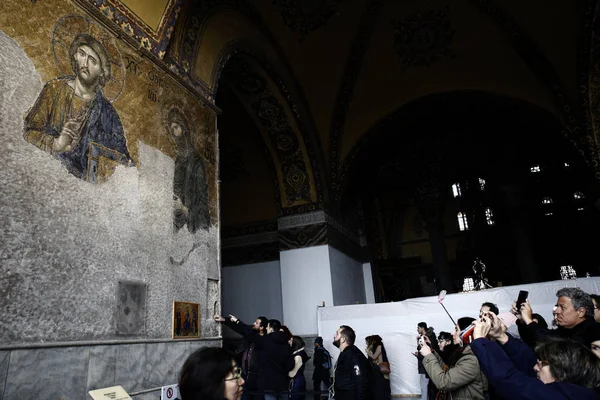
top-left (332, 325), bottom-right (371, 400)
top-left (232, 316), bottom-right (267, 400)
top-left (215, 314), bottom-right (294, 400)
top-left (514, 287), bottom-right (600, 349)
top-left (313, 336), bottom-right (331, 400)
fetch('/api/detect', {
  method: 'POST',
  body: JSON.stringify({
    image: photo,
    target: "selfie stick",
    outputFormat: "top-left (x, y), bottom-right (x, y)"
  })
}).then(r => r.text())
top-left (437, 290), bottom-right (458, 326)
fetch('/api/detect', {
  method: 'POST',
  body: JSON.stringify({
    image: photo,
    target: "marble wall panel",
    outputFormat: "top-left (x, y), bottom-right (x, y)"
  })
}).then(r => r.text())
top-left (0, 351), bottom-right (9, 400)
top-left (3, 347), bottom-right (89, 400)
top-left (115, 344), bottom-right (148, 393)
top-left (145, 341), bottom-right (188, 388)
top-left (87, 345), bottom-right (117, 392)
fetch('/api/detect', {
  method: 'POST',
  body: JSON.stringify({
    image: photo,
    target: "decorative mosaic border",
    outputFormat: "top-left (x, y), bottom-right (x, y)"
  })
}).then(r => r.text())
top-left (89, 0), bottom-right (183, 58)
top-left (222, 231), bottom-right (279, 249)
top-left (279, 223), bottom-right (328, 250)
top-left (221, 242), bottom-right (280, 266)
top-left (221, 220), bottom-right (278, 239)
top-left (213, 41), bottom-right (326, 212)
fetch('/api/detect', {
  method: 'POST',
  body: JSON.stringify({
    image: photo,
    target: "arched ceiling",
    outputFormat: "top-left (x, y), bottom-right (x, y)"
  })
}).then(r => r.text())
top-left (217, 83), bottom-right (280, 226)
top-left (220, 55), bottom-right (320, 212)
top-left (85, 0), bottom-right (600, 222)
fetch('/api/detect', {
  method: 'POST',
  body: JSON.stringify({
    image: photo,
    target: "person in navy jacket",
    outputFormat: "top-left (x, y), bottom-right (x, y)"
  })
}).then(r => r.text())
top-left (470, 312), bottom-right (600, 400)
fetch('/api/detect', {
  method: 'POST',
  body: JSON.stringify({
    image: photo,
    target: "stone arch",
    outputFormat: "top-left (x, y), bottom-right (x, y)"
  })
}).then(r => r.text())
top-left (337, 90), bottom-right (591, 205)
top-left (169, 4), bottom-right (329, 213)
top-left (217, 52), bottom-right (320, 214)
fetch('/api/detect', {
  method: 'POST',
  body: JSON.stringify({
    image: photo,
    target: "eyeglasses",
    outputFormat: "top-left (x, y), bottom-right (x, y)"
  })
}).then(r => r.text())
top-left (225, 366), bottom-right (242, 381)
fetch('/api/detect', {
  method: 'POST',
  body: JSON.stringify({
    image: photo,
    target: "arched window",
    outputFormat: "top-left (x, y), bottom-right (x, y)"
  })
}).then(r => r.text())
top-left (560, 265), bottom-right (577, 280)
top-left (452, 183), bottom-right (461, 198)
top-left (463, 277), bottom-right (475, 292)
top-left (478, 178), bottom-right (486, 191)
top-left (485, 208), bottom-right (494, 226)
top-left (457, 212), bottom-right (468, 231)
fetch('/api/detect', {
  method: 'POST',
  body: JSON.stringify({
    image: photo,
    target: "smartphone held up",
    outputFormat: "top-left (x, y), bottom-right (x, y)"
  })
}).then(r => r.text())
top-left (459, 324), bottom-right (476, 344)
top-left (516, 290), bottom-right (529, 309)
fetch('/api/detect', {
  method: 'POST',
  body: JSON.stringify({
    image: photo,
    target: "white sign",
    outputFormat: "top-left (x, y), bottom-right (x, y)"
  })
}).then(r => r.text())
top-left (89, 385), bottom-right (131, 400)
top-left (161, 384), bottom-right (180, 400)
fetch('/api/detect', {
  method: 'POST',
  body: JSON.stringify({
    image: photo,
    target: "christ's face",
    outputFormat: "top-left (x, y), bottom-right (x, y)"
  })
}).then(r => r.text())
top-left (74, 45), bottom-right (103, 86)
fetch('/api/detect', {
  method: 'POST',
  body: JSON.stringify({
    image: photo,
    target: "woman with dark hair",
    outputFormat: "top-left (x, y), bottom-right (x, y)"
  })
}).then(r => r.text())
top-left (436, 331), bottom-right (458, 363)
top-left (420, 317), bottom-right (488, 399)
top-left (366, 335), bottom-right (391, 399)
top-left (179, 347), bottom-right (245, 400)
top-left (426, 331), bottom-right (460, 399)
top-left (281, 325), bottom-right (293, 346)
top-left (288, 336), bottom-right (309, 400)
top-left (472, 315), bottom-right (600, 399)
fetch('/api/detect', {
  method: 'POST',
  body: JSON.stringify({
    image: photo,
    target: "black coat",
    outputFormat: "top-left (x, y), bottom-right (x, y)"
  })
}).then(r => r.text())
top-left (518, 318), bottom-right (600, 349)
top-left (313, 346), bottom-right (330, 381)
top-left (225, 319), bottom-right (294, 392)
top-left (333, 345), bottom-right (372, 400)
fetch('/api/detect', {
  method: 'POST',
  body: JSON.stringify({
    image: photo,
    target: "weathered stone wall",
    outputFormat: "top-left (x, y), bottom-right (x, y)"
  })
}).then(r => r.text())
top-left (0, 0), bottom-right (221, 396)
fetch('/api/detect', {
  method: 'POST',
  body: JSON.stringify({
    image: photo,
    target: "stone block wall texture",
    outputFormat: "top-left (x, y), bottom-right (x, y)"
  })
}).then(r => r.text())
top-left (0, 0), bottom-right (221, 397)
top-left (0, 339), bottom-right (221, 400)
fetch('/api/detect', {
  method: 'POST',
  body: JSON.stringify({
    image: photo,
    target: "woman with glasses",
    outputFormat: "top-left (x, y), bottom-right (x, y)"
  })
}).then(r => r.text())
top-left (420, 317), bottom-right (488, 399)
top-left (179, 347), bottom-right (245, 400)
top-left (471, 315), bottom-right (600, 399)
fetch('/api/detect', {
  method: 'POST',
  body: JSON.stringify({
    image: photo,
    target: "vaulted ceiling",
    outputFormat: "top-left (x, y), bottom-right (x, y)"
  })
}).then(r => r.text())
top-left (86, 0), bottom-right (600, 227)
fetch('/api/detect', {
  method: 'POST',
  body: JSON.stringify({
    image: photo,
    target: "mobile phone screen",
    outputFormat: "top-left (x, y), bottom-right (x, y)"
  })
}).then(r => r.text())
top-left (516, 290), bottom-right (529, 307)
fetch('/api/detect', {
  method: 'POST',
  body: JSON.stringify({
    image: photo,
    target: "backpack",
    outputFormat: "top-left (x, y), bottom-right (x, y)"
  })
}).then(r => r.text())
top-left (321, 347), bottom-right (332, 369)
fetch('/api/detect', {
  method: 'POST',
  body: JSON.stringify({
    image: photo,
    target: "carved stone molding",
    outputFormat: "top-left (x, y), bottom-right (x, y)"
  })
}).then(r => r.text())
top-left (277, 210), bottom-right (360, 244)
top-left (222, 231), bottom-right (279, 249)
top-left (278, 210), bottom-right (326, 230)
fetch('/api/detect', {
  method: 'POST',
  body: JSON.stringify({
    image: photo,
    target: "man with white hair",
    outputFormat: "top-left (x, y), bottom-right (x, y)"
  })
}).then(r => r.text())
top-left (514, 287), bottom-right (600, 349)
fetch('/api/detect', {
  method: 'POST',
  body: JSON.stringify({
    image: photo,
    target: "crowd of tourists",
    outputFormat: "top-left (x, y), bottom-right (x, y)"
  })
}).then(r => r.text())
top-left (175, 286), bottom-right (600, 400)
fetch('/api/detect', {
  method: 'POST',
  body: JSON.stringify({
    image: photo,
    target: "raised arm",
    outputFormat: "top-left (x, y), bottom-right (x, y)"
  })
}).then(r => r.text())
top-left (367, 344), bottom-right (381, 361)
top-left (470, 337), bottom-right (558, 400)
top-left (214, 314), bottom-right (255, 338)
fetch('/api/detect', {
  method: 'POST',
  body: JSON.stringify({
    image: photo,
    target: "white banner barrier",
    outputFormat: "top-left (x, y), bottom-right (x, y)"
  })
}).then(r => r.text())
top-left (317, 278), bottom-right (600, 396)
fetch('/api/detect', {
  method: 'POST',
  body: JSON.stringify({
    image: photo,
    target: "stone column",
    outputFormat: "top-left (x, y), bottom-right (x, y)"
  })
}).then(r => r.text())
top-left (415, 169), bottom-right (453, 292)
top-left (221, 211), bottom-right (371, 336)
top-left (278, 211), bottom-right (368, 335)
